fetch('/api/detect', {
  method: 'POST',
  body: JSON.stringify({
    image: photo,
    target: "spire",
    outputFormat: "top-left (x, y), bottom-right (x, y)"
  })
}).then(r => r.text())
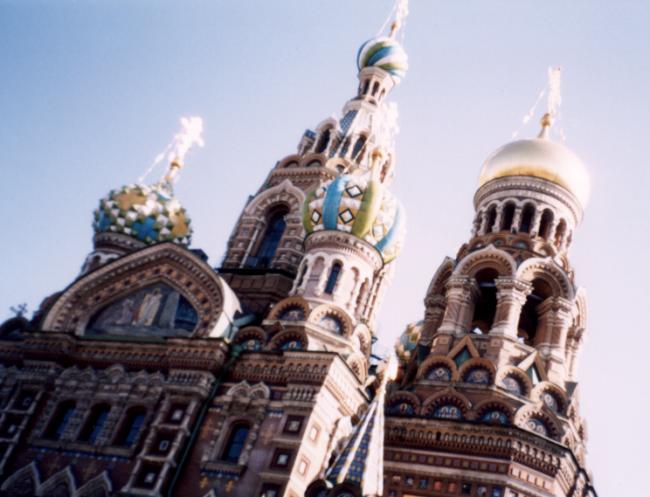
top-left (537, 67), bottom-right (561, 139)
top-left (322, 357), bottom-right (398, 496)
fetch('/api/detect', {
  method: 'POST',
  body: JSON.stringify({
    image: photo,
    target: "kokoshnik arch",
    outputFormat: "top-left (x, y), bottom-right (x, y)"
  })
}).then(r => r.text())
top-left (0, 1), bottom-right (597, 497)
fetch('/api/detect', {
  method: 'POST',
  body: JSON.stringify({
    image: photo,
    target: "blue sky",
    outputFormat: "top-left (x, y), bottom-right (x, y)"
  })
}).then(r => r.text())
top-left (1, 1), bottom-right (648, 493)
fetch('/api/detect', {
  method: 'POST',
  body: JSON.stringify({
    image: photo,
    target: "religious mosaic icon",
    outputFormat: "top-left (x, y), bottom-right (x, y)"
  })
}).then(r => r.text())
top-left (86, 283), bottom-right (198, 337)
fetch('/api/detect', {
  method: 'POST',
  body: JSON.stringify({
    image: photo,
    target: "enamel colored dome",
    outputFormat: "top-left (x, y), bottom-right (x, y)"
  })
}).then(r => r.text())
top-left (93, 183), bottom-right (192, 245)
top-left (303, 171), bottom-right (405, 263)
top-left (478, 138), bottom-right (590, 207)
top-left (357, 36), bottom-right (408, 84)
top-left (395, 320), bottom-right (423, 365)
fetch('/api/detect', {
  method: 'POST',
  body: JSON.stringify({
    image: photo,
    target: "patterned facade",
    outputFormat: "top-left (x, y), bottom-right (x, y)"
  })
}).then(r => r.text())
top-left (0, 3), bottom-right (597, 497)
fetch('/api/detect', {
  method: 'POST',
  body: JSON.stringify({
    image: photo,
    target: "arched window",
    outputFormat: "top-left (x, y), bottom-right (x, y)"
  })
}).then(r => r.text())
top-left (352, 135), bottom-right (366, 158)
top-left (251, 208), bottom-right (288, 268)
top-left (324, 262), bottom-right (342, 295)
top-left (356, 279), bottom-right (369, 315)
top-left (315, 128), bottom-right (331, 154)
top-left (517, 278), bottom-right (553, 346)
top-left (79, 403), bottom-right (111, 443)
top-left (363, 80), bottom-right (370, 95)
top-left (500, 203), bottom-right (516, 231)
top-left (116, 407), bottom-right (146, 447)
top-left (554, 219), bottom-right (567, 248)
top-left (519, 204), bottom-right (535, 233)
top-left (471, 268), bottom-right (498, 333)
top-left (44, 400), bottom-right (76, 440)
top-left (372, 81), bottom-right (380, 96)
top-left (485, 205), bottom-right (497, 233)
top-left (538, 209), bottom-right (554, 239)
top-left (222, 423), bottom-right (250, 463)
top-left (340, 137), bottom-right (351, 157)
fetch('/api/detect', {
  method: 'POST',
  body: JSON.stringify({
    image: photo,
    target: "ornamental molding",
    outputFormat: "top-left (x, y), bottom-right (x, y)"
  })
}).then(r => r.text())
top-left (473, 176), bottom-right (582, 223)
top-left (453, 245), bottom-right (517, 278)
top-left (41, 243), bottom-right (237, 338)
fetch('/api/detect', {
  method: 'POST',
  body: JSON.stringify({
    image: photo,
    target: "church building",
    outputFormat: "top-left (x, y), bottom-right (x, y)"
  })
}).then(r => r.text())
top-left (0, 2), bottom-right (597, 497)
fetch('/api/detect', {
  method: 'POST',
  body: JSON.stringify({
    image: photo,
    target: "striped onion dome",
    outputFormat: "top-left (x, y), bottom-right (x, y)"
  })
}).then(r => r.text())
top-left (303, 170), bottom-right (406, 263)
top-left (93, 183), bottom-right (192, 245)
top-left (357, 36), bottom-right (408, 84)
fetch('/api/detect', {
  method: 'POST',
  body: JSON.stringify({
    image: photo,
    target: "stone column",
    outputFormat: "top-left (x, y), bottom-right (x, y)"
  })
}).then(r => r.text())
top-left (491, 278), bottom-right (532, 338)
top-left (535, 297), bottom-right (574, 383)
top-left (493, 205), bottom-right (505, 232)
top-left (511, 206), bottom-right (523, 233)
top-left (437, 277), bottom-right (479, 337)
top-left (419, 295), bottom-right (446, 347)
top-left (530, 209), bottom-right (543, 237)
top-left (314, 259), bottom-right (332, 297)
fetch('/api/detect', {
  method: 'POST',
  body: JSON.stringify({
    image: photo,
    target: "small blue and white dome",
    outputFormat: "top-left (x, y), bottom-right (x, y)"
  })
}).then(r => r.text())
top-left (357, 36), bottom-right (408, 84)
top-left (93, 183), bottom-right (192, 245)
top-left (303, 170), bottom-right (405, 263)
top-left (395, 320), bottom-right (423, 365)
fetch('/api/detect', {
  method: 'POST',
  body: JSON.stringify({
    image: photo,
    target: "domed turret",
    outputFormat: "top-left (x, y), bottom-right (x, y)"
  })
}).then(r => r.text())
top-left (357, 36), bottom-right (408, 84)
top-left (478, 114), bottom-right (590, 207)
top-left (93, 179), bottom-right (191, 246)
top-left (303, 158), bottom-right (405, 264)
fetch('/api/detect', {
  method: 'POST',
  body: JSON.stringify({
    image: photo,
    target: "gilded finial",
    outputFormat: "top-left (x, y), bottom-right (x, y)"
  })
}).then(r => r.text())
top-left (538, 112), bottom-right (554, 139)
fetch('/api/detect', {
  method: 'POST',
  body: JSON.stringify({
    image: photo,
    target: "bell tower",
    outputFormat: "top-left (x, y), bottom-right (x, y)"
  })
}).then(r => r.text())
top-left (388, 69), bottom-right (597, 497)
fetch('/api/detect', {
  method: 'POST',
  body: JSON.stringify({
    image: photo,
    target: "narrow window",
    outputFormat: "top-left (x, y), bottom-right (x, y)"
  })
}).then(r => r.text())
top-left (372, 81), bottom-right (380, 96)
top-left (222, 423), bottom-right (250, 463)
top-left (554, 220), bottom-right (567, 248)
top-left (485, 205), bottom-right (497, 233)
top-left (352, 135), bottom-right (366, 158)
top-left (116, 407), bottom-right (146, 447)
top-left (45, 401), bottom-right (76, 440)
top-left (252, 209), bottom-right (288, 268)
top-left (324, 262), bottom-right (342, 295)
top-left (500, 203), bottom-right (516, 231)
top-left (471, 268), bottom-right (499, 333)
top-left (363, 80), bottom-right (370, 95)
top-left (517, 279), bottom-right (552, 346)
top-left (79, 403), bottom-right (110, 443)
top-left (315, 128), bottom-right (331, 154)
top-left (538, 209), bottom-right (554, 239)
top-left (519, 204), bottom-right (535, 233)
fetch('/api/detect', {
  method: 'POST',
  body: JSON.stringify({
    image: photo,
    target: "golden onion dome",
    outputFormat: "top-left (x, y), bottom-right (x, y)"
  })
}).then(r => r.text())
top-left (478, 116), bottom-right (590, 207)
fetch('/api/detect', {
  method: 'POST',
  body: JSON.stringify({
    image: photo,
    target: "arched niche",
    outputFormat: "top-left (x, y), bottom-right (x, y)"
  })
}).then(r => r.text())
top-left (41, 243), bottom-right (241, 339)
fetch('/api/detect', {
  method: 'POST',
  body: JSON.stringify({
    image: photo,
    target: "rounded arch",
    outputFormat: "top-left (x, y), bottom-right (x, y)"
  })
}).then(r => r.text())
top-left (232, 326), bottom-right (267, 352)
top-left (351, 323), bottom-right (372, 356)
top-left (496, 366), bottom-right (533, 398)
top-left (243, 179), bottom-right (305, 218)
top-left (40, 243), bottom-right (241, 339)
top-left (500, 201), bottom-right (516, 231)
top-left (276, 154), bottom-right (301, 170)
top-left (268, 329), bottom-right (309, 352)
top-left (386, 391), bottom-right (421, 417)
top-left (425, 257), bottom-right (455, 299)
top-left (346, 352), bottom-right (368, 382)
top-left (417, 355), bottom-right (457, 382)
top-left (538, 209), bottom-right (554, 239)
top-left (309, 304), bottom-right (354, 337)
top-left (453, 245), bottom-right (517, 278)
top-left (457, 358), bottom-right (496, 386)
top-left (473, 399), bottom-right (515, 425)
top-left (532, 382), bottom-right (569, 415)
top-left (516, 257), bottom-right (574, 300)
top-left (514, 404), bottom-right (563, 441)
top-left (267, 296), bottom-right (311, 321)
top-left (421, 389), bottom-right (471, 419)
top-left (519, 203), bottom-right (536, 233)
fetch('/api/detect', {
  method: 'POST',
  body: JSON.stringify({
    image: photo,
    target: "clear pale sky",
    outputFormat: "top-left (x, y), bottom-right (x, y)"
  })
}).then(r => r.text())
top-left (1, 1), bottom-right (648, 494)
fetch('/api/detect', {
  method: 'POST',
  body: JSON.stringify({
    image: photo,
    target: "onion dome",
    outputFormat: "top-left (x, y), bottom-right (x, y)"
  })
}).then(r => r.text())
top-left (478, 115), bottom-right (590, 207)
top-left (303, 168), bottom-right (405, 263)
top-left (395, 320), bottom-right (422, 364)
top-left (357, 36), bottom-right (408, 84)
top-left (93, 182), bottom-right (191, 245)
